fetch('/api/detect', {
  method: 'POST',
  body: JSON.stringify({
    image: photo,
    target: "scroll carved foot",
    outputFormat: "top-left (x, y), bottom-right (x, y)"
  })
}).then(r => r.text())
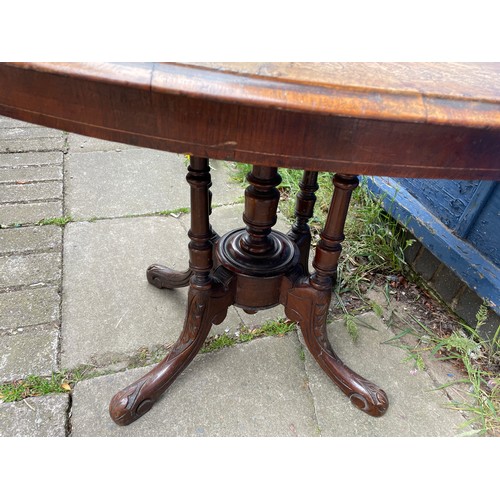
top-left (146, 264), bottom-right (192, 289)
top-left (283, 278), bottom-right (388, 417)
top-left (109, 279), bottom-right (234, 425)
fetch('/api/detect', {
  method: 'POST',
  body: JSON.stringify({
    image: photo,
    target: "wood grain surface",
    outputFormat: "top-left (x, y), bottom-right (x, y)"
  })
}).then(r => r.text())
top-left (1, 62), bottom-right (499, 179)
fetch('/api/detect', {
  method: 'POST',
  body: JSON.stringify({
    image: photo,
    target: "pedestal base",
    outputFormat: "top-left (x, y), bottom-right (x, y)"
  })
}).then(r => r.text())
top-left (108, 160), bottom-right (389, 426)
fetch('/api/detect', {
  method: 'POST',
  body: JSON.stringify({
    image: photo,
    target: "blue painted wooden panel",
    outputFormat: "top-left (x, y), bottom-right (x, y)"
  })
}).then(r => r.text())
top-left (466, 183), bottom-right (500, 266)
top-left (364, 177), bottom-right (500, 315)
top-left (397, 179), bottom-right (480, 228)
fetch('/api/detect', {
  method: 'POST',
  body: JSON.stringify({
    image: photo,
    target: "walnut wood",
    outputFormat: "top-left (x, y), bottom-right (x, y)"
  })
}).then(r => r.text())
top-left (282, 173), bottom-right (388, 417)
top-left (311, 174), bottom-right (359, 289)
top-left (109, 280), bottom-right (235, 425)
top-left (146, 265), bottom-right (192, 289)
top-left (288, 170), bottom-right (319, 274)
top-left (185, 157), bottom-right (213, 286)
top-left (240, 165), bottom-right (282, 255)
top-left (0, 63), bottom-right (499, 180)
top-left (146, 157), bottom-right (218, 290)
top-left (2, 63), bottom-right (499, 426)
top-left (214, 165), bottom-right (298, 311)
top-left (283, 279), bottom-right (388, 417)
top-left (110, 155), bottom-right (226, 424)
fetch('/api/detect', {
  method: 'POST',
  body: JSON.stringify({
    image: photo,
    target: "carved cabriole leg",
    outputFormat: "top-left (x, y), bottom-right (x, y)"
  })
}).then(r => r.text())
top-left (109, 157), bottom-right (233, 425)
top-left (287, 170), bottom-right (319, 274)
top-left (146, 265), bottom-right (192, 289)
top-left (109, 282), bottom-right (233, 425)
top-left (146, 157), bottom-right (219, 289)
top-left (282, 173), bottom-right (389, 417)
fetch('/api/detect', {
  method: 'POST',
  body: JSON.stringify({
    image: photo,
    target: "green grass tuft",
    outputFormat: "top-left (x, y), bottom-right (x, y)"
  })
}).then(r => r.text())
top-left (0, 373), bottom-right (70, 402)
top-left (201, 318), bottom-right (296, 353)
top-left (38, 216), bottom-right (74, 227)
top-left (384, 308), bottom-right (499, 436)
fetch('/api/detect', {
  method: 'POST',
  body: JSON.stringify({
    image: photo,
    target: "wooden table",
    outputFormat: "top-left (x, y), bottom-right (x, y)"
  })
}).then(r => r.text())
top-left (1, 62), bottom-right (499, 426)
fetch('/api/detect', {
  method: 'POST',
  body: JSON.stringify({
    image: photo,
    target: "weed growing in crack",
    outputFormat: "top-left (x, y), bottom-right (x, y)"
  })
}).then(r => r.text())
top-left (38, 215), bottom-right (74, 227)
top-left (201, 318), bottom-right (296, 353)
top-left (383, 304), bottom-right (499, 436)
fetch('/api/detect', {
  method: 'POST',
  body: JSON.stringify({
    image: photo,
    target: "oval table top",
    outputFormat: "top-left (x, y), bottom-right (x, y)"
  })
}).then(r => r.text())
top-left (0, 62), bottom-right (499, 180)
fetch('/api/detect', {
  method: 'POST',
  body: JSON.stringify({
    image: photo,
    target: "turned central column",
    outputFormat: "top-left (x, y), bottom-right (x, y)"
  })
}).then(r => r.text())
top-left (215, 165), bottom-right (299, 310)
top-left (239, 165), bottom-right (281, 255)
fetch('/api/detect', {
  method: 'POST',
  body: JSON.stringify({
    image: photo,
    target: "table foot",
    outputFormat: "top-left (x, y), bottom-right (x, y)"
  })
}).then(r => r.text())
top-left (146, 264), bottom-right (192, 289)
top-left (283, 278), bottom-right (388, 417)
top-left (109, 278), bottom-right (234, 425)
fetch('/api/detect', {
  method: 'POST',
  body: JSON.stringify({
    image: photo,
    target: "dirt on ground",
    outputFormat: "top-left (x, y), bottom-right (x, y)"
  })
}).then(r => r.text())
top-left (329, 268), bottom-right (499, 436)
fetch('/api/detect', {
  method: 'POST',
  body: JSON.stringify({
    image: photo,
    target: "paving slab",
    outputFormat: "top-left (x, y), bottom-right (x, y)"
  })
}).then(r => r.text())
top-left (0, 393), bottom-right (69, 437)
top-left (0, 126), bottom-right (66, 153)
top-left (0, 252), bottom-right (61, 288)
top-left (61, 216), bottom-right (241, 369)
top-left (64, 149), bottom-right (241, 219)
top-left (1, 180), bottom-right (62, 203)
top-left (0, 164), bottom-right (62, 183)
top-left (0, 200), bottom-right (63, 226)
top-left (303, 312), bottom-right (470, 436)
top-left (67, 133), bottom-right (139, 152)
top-left (70, 333), bottom-right (318, 436)
top-left (0, 151), bottom-right (63, 168)
top-left (0, 225), bottom-right (62, 255)
top-left (0, 324), bottom-right (59, 382)
top-left (0, 286), bottom-right (60, 330)
top-left (0, 116), bottom-right (39, 129)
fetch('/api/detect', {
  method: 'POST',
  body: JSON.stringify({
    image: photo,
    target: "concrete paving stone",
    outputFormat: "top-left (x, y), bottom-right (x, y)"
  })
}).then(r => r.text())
top-left (209, 159), bottom-right (245, 206)
top-left (0, 393), bottom-right (69, 437)
top-left (0, 200), bottom-right (63, 226)
top-left (64, 150), bottom-right (241, 219)
top-left (61, 216), bottom-right (241, 369)
top-left (0, 116), bottom-right (39, 128)
top-left (0, 324), bottom-right (59, 382)
top-left (0, 164), bottom-right (62, 183)
top-left (0, 286), bottom-right (60, 330)
top-left (71, 333), bottom-right (318, 436)
top-left (0, 151), bottom-right (63, 168)
top-left (0, 126), bottom-right (66, 153)
top-left (67, 133), bottom-right (140, 152)
top-left (0, 225), bottom-right (62, 255)
top-left (0, 252), bottom-right (61, 288)
top-left (0, 180), bottom-right (62, 203)
top-left (303, 312), bottom-right (470, 436)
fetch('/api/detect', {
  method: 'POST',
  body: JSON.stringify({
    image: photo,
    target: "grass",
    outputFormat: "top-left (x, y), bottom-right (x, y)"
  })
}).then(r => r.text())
top-left (0, 368), bottom-right (92, 403)
top-left (228, 162), bottom-right (413, 327)
top-left (0, 374), bottom-right (69, 402)
top-left (37, 209), bottom-right (189, 226)
top-left (229, 163), bottom-right (412, 293)
top-left (38, 216), bottom-right (74, 227)
top-left (383, 304), bottom-right (499, 436)
top-left (228, 162), bottom-right (500, 435)
top-left (0, 319), bottom-right (296, 403)
top-left (201, 318), bottom-right (296, 353)
top-left (155, 207), bottom-right (190, 217)
top-left (0, 364), bottom-right (111, 404)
